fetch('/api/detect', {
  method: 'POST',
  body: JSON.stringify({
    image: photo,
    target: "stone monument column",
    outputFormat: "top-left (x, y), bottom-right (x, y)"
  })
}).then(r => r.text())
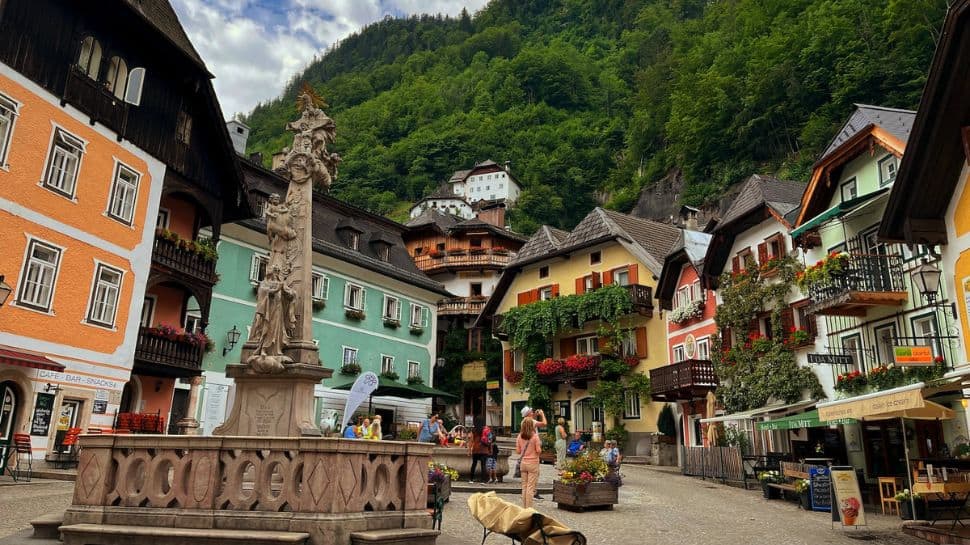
top-left (215, 91), bottom-right (335, 437)
top-left (176, 375), bottom-right (204, 435)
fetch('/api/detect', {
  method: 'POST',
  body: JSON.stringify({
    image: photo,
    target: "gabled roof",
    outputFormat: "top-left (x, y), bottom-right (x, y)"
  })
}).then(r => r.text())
top-left (405, 208), bottom-right (462, 230)
top-left (818, 105), bottom-right (916, 164)
top-left (448, 169), bottom-right (472, 183)
top-left (656, 229), bottom-right (713, 310)
top-left (124, 0), bottom-right (208, 74)
top-left (451, 218), bottom-right (528, 242)
top-left (414, 184), bottom-right (467, 205)
top-left (717, 175), bottom-right (806, 231)
top-left (510, 225), bottom-right (570, 265)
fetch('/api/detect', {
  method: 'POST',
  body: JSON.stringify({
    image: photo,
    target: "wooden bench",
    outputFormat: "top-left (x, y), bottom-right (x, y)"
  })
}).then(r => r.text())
top-left (781, 461), bottom-right (810, 480)
top-left (767, 483), bottom-right (798, 494)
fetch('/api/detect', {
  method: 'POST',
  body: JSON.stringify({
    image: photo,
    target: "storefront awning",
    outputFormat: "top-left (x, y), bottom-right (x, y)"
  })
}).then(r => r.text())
top-left (756, 409), bottom-right (856, 431)
top-left (790, 188), bottom-right (890, 238)
top-left (817, 382), bottom-right (925, 421)
top-left (701, 399), bottom-right (816, 424)
top-left (0, 345), bottom-right (65, 372)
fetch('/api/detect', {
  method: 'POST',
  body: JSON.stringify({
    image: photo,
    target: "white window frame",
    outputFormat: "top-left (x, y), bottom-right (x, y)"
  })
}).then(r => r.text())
top-left (620, 329), bottom-right (637, 357)
top-left (613, 268), bottom-right (630, 286)
top-left (410, 303), bottom-right (428, 327)
top-left (873, 322), bottom-right (898, 364)
top-left (16, 238), bottom-right (63, 313)
top-left (106, 161), bottom-right (140, 225)
top-left (696, 337), bottom-right (710, 361)
top-left (105, 55), bottom-right (128, 100)
top-left (539, 286), bottom-right (553, 300)
top-left (348, 231), bottom-right (360, 250)
top-left (676, 286), bottom-right (690, 308)
top-left (513, 350), bottom-right (524, 372)
top-left (691, 281), bottom-right (701, 302)
top-left (342, 346), bottom-right (358, 365)
top-left (840, 177), bottom-right (857, 202)
top-left (183, 310), bottom-right (202, 334)
top-left (623, 391), bottom-right (641, 419)
top-left (311, 272), bottom-right (329, 301)
top-left (912, 313), bottom-right (941, 357)
top-left (576, 335), bottom-right (599, 355)
top-left (408, 360), bottom-right (420, 379)
top-left (0, 92), bottom-right (21, 169)
top-left (249, 254), bottom-right (268, 285)
top-left (878, 154), bottom-right (898, 187)
top-left (77, 36), bottom-right (102, 79)
top-left (383, 295), bottom-right (401, 321)
top-left (42, 126), bottom-right (86, 199)
top-left (84, 261), bottom-right (124, 328)
top-left (344, 283), bottom-right (365, 310)
top-left (156, 208), bottom-right (170, 229)
top-left (673, 344), bottom-right (686, 363)
top-left (140, 294), bottom-right (156, 328)
top-left (381, 354), bottom-right (395, 374)
top-left (583, 276), bottom-right (594, 291)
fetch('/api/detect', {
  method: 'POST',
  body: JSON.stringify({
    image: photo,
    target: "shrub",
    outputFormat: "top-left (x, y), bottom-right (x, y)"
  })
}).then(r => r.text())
top-left (657, 404), bottom-right (677, 437)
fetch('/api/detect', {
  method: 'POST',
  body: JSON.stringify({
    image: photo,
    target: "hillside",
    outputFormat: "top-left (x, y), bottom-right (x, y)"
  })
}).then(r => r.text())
top-left (243, 0), bottom-right (947, 232)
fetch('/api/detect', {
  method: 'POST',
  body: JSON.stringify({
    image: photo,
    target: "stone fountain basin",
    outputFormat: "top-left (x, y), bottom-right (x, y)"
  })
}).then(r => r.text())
top-left (431, 446), bottom-right (511, 481)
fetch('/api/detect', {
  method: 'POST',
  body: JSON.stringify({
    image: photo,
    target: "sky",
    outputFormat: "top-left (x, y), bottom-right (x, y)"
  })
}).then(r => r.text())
top-left (172, 0), bottom-right (488, 118)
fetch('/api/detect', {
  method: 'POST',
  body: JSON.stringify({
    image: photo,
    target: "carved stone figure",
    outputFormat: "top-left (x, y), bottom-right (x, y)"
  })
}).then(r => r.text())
top-left (247, 265), bottom-right (294, 373)
top-left (264, 193), bottom-right (295, 271)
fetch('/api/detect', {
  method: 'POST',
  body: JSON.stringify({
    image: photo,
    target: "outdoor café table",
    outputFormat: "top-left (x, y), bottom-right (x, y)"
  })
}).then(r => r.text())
top-left (913, 481), bottom-right (970, 528)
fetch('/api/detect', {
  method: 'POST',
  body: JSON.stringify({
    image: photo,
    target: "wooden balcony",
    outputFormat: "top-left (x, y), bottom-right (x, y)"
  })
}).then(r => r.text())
top-left (492, 314), bottom-right (508, 340)
top-left (806, 254), bottom-right (908, 316)
top-left (438, 296), bottom-right (488, 316)
top-left (650, 359), bottom-right (718, 402)
top-left (626, 284), bottom-right (654, 317)
top-left (536, 355), bottom-right (602, 386)
top-left (413, 249), bottom-right (512, 274)
top-left (133, 327), bottom-right (204, 378)
top-left (151, 235), bottom-right (218, 285)
top-left (62, 67), bottom-right (129, 137)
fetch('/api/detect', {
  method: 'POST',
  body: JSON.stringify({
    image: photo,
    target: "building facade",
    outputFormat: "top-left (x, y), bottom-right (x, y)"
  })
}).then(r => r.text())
top-left (448, 160), bottom-right (521, 205)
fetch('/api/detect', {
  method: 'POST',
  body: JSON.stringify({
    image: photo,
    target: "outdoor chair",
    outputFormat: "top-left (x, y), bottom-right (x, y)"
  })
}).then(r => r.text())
top-left (51, 427), bottom-right (81, 470)
top-left (10, 433), bottom-right (33, 482)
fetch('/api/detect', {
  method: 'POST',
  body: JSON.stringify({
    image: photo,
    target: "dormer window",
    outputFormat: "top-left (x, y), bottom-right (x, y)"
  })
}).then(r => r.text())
top-left (878, 155), bottom-right (898, 187)
top-left (348, 231), bottom-right (359, 250)
top-left (77, 36), bottom-right (102, 80)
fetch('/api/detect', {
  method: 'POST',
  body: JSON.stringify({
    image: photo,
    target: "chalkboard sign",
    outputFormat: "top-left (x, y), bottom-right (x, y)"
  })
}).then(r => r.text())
top-left (31, 393), bottom-right (55, 436)
top-left (92, 400), bottom-right (107, 414)
top-left (809, 466), bottom-right (831, 512)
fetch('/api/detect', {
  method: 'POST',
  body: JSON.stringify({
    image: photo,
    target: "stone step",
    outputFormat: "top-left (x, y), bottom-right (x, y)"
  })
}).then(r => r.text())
top-left (59, 524), bottom-right (309, 545)
top-left (30, 513), bottom-right (63, 539)
top-left (349, 528), bottom-right (439, 545)
top-left (621, 456), bottom-right (651, 465)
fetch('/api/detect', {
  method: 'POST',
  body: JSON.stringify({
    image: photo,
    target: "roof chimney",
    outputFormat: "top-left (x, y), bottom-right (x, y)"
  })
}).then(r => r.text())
top-left (226, 119), bottom-right (250, 155)
top-left (680, 205), bottom-right (700, 231)
top-left (503, 160), bottom-right (511, 174)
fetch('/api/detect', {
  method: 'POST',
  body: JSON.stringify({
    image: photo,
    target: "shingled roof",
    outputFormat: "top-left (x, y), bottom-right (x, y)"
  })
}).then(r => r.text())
top-left (511, 225), bottom-right (569, 265)
top-left (124, 0), bottom-right (207, 72)
top-left (818, 105), bottom-right (915, 164)
top-left (717, 175), bottom-right (806, 231)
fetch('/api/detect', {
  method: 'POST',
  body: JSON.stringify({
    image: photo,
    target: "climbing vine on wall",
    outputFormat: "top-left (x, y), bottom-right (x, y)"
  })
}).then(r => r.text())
top-left (712, 256), bottom-right (824, 413)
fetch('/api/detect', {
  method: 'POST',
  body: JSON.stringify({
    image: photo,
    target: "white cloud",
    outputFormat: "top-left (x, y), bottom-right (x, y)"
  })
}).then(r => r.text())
top-left (172, 0), bottom-right (487, 119)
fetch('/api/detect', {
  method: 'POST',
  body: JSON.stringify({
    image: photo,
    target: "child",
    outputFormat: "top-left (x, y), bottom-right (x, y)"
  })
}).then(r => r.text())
top-left (486, 440), bottom-right (499, 484)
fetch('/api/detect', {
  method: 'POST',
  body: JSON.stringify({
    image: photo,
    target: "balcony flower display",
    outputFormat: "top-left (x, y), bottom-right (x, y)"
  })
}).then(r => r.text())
top-left (795, 251), bottom-right (849, 291)
top-left (144, 324), bottom-right (213, 352)
top-left (536, 358), bottom-right (564, 376)
top-left (154, 228), bottom-right (218, 262)
top-left (623, 356), bottom-right (640, 367)
top-left (339, 361), bottom-right (361, 375)
top-left (564, 354), bottom-right (598, 374)
top-left (785, 327), bottom-right (812, 347)
top-left (867, 364), bottom-right (905, 391)
top-left (380, 370), bottom-right (400, 381)
top-left (407, 375), bottom-right (424, 385)
top-left (504, 370), bottom-right (524, 384)
top-left (345, 308), bottom-right (365, 321)
top-left (835, 370), bottom-right (867, 395)
top-left (669, 300), bottom-right (704, 324)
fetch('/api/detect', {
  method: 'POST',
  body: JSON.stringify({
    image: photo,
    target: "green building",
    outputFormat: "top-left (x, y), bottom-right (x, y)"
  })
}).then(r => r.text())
top-left (196, 159), bottom-right (448, 435)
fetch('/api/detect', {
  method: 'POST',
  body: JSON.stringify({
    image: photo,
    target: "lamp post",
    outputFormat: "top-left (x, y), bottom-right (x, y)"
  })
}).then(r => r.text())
top-left (0, 275), bottom-right (12, 307)
top-left (911, 260), bottom-right (942, 304)
top-left (222, 325), bottom-right (241, 356)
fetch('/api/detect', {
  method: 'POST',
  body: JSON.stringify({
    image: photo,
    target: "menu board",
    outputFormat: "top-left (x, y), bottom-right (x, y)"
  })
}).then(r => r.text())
top-left (830, 466), bottom-right (866, 527)
top-left (30, 393), bottom-right (55, 436)
top-left (809, 466), bottom-right (831, 512)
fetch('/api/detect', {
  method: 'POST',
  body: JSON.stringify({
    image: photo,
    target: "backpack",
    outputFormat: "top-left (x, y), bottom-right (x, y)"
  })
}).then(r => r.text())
top-left (480, 426), bottom-right (493, 447)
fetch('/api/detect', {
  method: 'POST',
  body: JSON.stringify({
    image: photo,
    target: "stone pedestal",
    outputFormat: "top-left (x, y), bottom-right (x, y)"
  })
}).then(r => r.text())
top-left (214, 363), bottom-right (331, 437)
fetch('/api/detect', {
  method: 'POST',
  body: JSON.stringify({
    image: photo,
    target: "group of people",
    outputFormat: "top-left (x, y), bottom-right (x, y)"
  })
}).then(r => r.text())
top-left (417, 413), bottom-right (450, 444)
top-left (553, 420), bottom-right (622, 468)
top-left (342, 414), bottom-right (382, 440)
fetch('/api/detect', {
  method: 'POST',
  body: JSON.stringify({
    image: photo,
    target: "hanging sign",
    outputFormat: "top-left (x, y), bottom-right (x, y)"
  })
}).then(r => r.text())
top-left (809, 466), bottom-right (832, 512)
top-left (684, 334), bottom-right (696, 359)
top-left (462, 361), bottom-right (487, 382)
top-left (831, 466), bottom-right (866, 527)
top-left (486, 380), bottom-right (500, 390)
top-left (893, 346), bottom-right (934, 366)
top-left (807, 354), bottom-right (854, 365)
top-left (30, 393), bottom-right (56, 436)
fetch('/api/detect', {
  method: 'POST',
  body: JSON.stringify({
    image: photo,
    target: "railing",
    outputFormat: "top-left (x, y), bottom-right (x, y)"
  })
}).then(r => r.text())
top-left (135, 327), bottom-right (204, 373)
top-left (650, 359), bottom-right (718, 400)
top-left (807, 253), bottom-right (905, 305)
top-left (151, 235), bottom-right (218, 284)
top-left (682, 446), bottom-right (746, 485)
top-left (492, 314), bottom-right (507, 339)
top-left (413, 249), bottom-right (512, 272)
top-left (62, 67), bottom-right (129, 135)
top-left (536, 355), bottom-right (602, 384)
top-left (67, 435), bottom-right (432, 516)
top-left (626, 284), bottom-right (654, 313)
top-left (438, 296), bottom-right (488, 315)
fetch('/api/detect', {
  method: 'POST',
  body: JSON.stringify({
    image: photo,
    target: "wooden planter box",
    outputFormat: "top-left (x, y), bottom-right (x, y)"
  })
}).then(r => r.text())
top-left (553, 480), bottom-right (618, 511)
top-left (539, 450), bottom-right (557, 465)
top-left (427, 477), bottom-right (451, 507)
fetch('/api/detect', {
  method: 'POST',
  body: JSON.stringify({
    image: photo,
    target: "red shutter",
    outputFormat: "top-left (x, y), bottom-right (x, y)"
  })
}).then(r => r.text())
top-left (780, 308), bottom-right (795, 336)
top-left (635, 327), bottom-right (648, 358)
top-left (757, 243), bottom-right (768, 265)
top-left (602, 269), bottom-right (614, 285)
top-left (731, 256), bottom-right (740, 273)
top-left (517, 291), bottom-right (529, 306)
top-left (721, 328), bottom-right (733, 351)
top-left (503, 350), bottom-right (513, 374)
top-left (575, 277), bottom-right (585, 295)
top-left (531, 288), bottom-right (540, 303)
top-left (551, 284), bottom-right (560, 298)
top-left (748, 318), bottom-right (760, 338)
top-left (627, 264), bottom-right (639, 285)
top-left (592, 272), bottom-right (601, 289)
top-left (560, 337), bottom-right (577, 358)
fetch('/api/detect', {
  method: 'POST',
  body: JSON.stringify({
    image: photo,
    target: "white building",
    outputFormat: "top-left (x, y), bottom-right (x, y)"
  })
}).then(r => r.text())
top-left (449, 160), bottom-right (521, 204)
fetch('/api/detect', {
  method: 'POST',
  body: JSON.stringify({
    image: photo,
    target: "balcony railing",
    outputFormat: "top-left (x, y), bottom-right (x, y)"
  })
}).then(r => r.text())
top-left (438, 296), bottom-right (488, 316)
top-left (134, 327), bottom-right (204, 376)
top-left (650, 359), bottom-right (718, 401)
top-left (806, 253), bottom-right (908, 316)
top-left (62, 67), bottom-right (129, 136)
top-left (626, 284), bottom-right (654, 316)
top-left (413, 249), bottom-right (512, 273)
top-left (536, 355), bottom-right (602, 385)
top-left (151, 235), bottom-right (218, 285)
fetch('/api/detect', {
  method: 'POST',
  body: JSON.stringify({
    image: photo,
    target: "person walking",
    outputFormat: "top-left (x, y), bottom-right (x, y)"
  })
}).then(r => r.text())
top-left (516, 418), bottom-right (542, 509)
top-left (468, 422), bottom-right (489, 483)
top-left (554, 418), bottom-right (568, 468)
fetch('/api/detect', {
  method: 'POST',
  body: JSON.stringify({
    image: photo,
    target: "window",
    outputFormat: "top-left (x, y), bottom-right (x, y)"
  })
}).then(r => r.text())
top-left (311, 273), bottom-right (328, 301)
top-left (470, 237), bottom-right (483, 248)
top-left (348, 231), bottom-right (360, 250)
top-left (156, 209), bottom-right (170, 229)
top-left (413, 247), bottom-right (423, 257)
top-left (176, 110), bottom-right (192, 145)
top-left (249, 254), bottom-right (268, 284)
top-left (691, 281), bottom-right (702, 302)
top-left (16, 240), bottom-right (61, 312)
top-left (878, 155), bottom-right (898, 186)
top-left (539, 286), bottom-right (553, 300)
top-left (85, 263), bottom-right (123, 327)
top-left (613, 268), bottom-right (630, 286)
top-left (0, 92), bottom-right (20, 167)
top-left (106, 162), bottom-right (140, 224)
top-left (673, 345), bottom-right (686, 362)
top-left (470, 282), bottom-right (483, 296)
top-left (842, 334), bottom-right (863, 372)
top-left (183, 311), bottom-right (201, 334)
top-left (620, 330), bottom-right (637, 357)
top-left (410, 304), bottom-right (427, 327)
top-left (377, 244), bottom-right (390, 261)
top-left (140, 295), bottom-right (156, 327)
top-left (737, 248), bottom-right (754, 270)
top-left (584, 276), bottom-right (594, 292)
top-left (105, 56), bottom-right (128, 99)
top-left (77, 36), bottom-right (102, 79)
top-left (383, 295), bottom-right (400, 321)
top-left (344, 283), bottom-right (365, 310)
top-left (513, 350), bottom-right (524, 372)
top-left (576, 335), bottom-right (599, 355)
top-left (538, 266), bottom-right (549, 279)
top-left (696, 338), bottom-right (710, 360)
top-left (381, 355), bottom-right (394, 374)
top-left (766, 233), bottom-right (785, 260)
top-left (408, 361), bottom-right (420, 379)
top-left (874, 322), bottom-right (898, 365)
top-left (912, 314), bottom-right (941, 356)
top-left (590, 251), bottom-right (601, 265)
top-left (342, 346), bottom-right (358, 365)
top-left (840, 178), bottom-right (857, 202)
top-left (623, 391), bottom-right (641, 419)
top-left (436, 242), bottom-right (445, 252)
top-left (676, 286), bottom-right (691, 308)
top-left (43, 128), bottom-right (85, 198)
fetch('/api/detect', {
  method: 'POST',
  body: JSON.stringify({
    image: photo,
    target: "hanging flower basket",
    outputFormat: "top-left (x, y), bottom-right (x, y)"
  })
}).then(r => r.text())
top-left (669, 300), bottom-right (704, 324)
top-left (345, 308), bottom-right (365, 321)
top-left (383, 317), bottom-right (401, 328)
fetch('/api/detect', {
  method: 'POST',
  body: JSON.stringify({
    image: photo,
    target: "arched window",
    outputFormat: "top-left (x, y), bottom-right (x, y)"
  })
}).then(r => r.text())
top-left (573, 397), bottom-right (603, 433)
top-left (105, 56), bottom-right (128, 99)
top-left (77, 36), bottom-right (102, 80)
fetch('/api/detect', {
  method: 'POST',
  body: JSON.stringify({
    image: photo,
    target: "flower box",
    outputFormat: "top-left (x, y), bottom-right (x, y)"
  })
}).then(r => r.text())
top-left (553, 480), bottom-right (618, 511)
top-left (345, 308), bottom-right (365, 321)
top-left (339, 362), bottom-right (361, 376)
top-left (383, 318), bottom-right (400, 328)
top-left (427, 477), bottom-right (451, 507)
top-left (900, 499), bottom-right (927, 520)
top-left (409, 325), bottom-right (424, 336)
top-left (762, 482), bottom-right (782, 499)
top-left (312, 299), bottom-right (326, 311)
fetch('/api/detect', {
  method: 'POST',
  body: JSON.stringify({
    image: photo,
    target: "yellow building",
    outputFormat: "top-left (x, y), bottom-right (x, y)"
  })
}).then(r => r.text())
top-left (478, 208), bottom-right (681, 453)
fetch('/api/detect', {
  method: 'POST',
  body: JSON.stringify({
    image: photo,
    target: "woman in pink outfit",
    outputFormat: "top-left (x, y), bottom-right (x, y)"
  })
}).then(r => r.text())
top-left (516, 418), bottom-right (542, 508)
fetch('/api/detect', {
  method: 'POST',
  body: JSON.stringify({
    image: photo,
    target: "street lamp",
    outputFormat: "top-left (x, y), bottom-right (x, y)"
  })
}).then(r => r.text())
top-left (0, 275), bottom-right (11, 307)
top-left (911, 260), bottom-right (942, 304)
top-left (223, 325), bottom-right (241, 356)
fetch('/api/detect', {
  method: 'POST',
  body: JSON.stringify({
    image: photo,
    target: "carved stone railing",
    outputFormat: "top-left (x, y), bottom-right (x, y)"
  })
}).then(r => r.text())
top-left (66, 435), bottom-right (433, 544)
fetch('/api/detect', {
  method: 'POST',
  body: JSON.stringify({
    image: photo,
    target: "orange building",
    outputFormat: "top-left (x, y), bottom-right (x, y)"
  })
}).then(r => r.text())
top-left (0, 0), bottom-right (249, 462)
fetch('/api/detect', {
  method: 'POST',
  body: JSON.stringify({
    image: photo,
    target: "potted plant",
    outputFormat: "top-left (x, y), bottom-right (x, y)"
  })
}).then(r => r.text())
top-left (345, 308), bottom-right (365, 321)
top-left (380, 370), bottom-right (400, 381)
top-left (758, 471), bottom-right (784, 499)
top-left (428, 462), bottom-right (457, 506)
top-left (554, 453), bottom-right (617, 511)
top-left (383, 317), bottom-right (400, 328)
top-left (409, 325), bottom-right (424, 335)
top-left (794, 479), bottom-right (811, 510)
top-left (895, 489), bottom-right (926, 520)
top-left (339, 362), bottom-right (361, 376)
top-left (406, 375), bottom-right (424, 385)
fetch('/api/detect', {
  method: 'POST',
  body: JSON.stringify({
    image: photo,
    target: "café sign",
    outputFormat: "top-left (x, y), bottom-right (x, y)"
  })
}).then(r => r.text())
top-left (893, 346), bottom-right (934, 366)
top-left (807, 353), bottom-right (854, 365)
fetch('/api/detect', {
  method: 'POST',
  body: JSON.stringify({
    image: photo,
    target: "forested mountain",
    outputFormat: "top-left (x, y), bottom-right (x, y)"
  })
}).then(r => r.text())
top-left (243, 0), bottom-right (947, 232)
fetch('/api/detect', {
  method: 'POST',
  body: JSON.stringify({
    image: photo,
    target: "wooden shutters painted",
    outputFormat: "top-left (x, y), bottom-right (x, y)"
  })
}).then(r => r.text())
top-left (560, 337), bottom-right (577, 358)
top-left (517, 291), bottom-right (530, 306)
top-left (592, 271), bottom-right (601, 289)
top-left (780, 308), bottom-right (795, 336)
top-left (575, 277), bottom-right (585, 295)
top-left (602, 269), bottom-right (613, 286)
top-left (627, 264), bottom-right (638, 285)
top-left (757, 242), bottom-right (768, 265)
top-left (731, 256), bottom-right (740, 273)
top-left (503, 350), bottom-right (513, 375)
top-left (635, 327), bottom-right (648, 358)
top-left (551, 284), bottom-right (560, 297)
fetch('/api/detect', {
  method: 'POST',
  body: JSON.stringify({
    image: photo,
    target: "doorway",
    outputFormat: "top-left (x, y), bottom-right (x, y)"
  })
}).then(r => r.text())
top-left (54, 399), bottom-right (82, 453)
top-left (168, 388), bottom-right (189, 434)
top-left (464, 388), bottom-right (485, 424)
top-left (510, 401), bottom-right (527, 433)
top-left (574, 397), bottom-right (603, 434)
top-left (862, 420), bottom-right (907, 478)
top-left (0, 383), bottom-right (19, 470)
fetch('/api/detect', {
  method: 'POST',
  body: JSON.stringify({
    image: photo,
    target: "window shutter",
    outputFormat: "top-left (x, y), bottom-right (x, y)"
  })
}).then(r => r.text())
top-left (721, 327), bottom-right (733, 351)
top-left (805, 310), bottom-right (818, 338)
top-left (757, 242), bottom-right (768, 264)
top-left (592, 272), bottom-right (601, 289)
top-left (602, 269), bottom-right (613, 286)
top-left (635, 327), bottom-right (648, 358)
top-left (361, 288), bottom-right (367, 307)
top-left (575, 277), bottom-right (585, 295)
top-left (343, 284), bottom-right (351, 307)
top-left (551, 284), bottom-right (560, 298)
top-left (503, 350), bottom-right (513, 375)
top-left (731, 256), bottom-right (740, 273)
top-left (627, 264), bottom-right (639, 285)
top-left (422, 307), bottom-right (430, 327)
top-left (560, 337), bottom-right (577, 358)
top-left (748, 318), bottom-right (760, 337)
top-left (780, 308), bottom-right (795, 335)
top-left (517, 291), bottom-right (530, 305)
top-left (530, 288), bottom-right (540, 303)
top-left (249, 255), bottom-right (260, 282)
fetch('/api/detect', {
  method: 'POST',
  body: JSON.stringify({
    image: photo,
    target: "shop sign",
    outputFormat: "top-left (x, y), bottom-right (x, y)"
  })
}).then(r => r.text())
top-left (807, 353), bottom-right (854, 365)
top-left (893, 345), bottom-right (934, 366)
top-left (36, 369), bottom-right (121, 390)
top-left (30, 393), bottom-right (55, 436)
top-left (831, 466), bottom-right (866, 527)
top-left (809, 466), bottom-right (832, 512)
top-left (818, 387), bottom-right (924, 421)
top-left (92, 389), bottom-right (109, 414)
top-left (461, 361), bottom-right (487, 382)
top-left (486, 380), bottom-right (500, 390)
